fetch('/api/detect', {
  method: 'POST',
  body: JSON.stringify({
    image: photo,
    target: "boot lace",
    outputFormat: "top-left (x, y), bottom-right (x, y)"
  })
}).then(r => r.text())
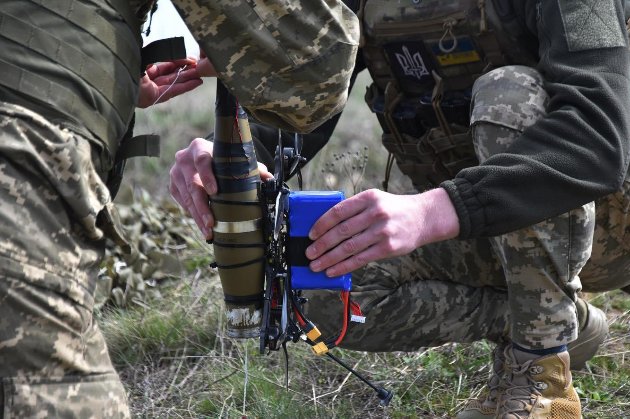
top-left (500, 357), bottom-right (544, 415)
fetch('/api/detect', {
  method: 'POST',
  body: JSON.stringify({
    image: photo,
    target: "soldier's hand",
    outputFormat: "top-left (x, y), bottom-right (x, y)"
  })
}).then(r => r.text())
top-left (137, 58), bottom-right (203, 108)
top-left (170, 138), bottom-right (217, 240)
top-left (169, 138), bottom-right (272, 240)
top-left (305, 188), bottom-right (460, 276)
top-left (196, 49), bottom-right (217, 77)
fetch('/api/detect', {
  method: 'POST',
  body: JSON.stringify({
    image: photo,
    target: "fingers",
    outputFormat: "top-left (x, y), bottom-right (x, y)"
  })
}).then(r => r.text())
top-left (307, 224), bottom-right (382, 276)
top-left (181, 138), bottom-right (215, 195)
top-left (304, 192), bottom-right (372, 275)
top-left (305, 199), bottom-right (373, 259)
top-left (145, 61), bottom-right (202, 93)
top-left (145, 58), bottom-right (197, 79)
top-left (171, 57), bottom-right (198, 68)
top-left (152, 78), bottom-right (203, 104)
top-left (304, 189), bottom-right (397, 276)
top-left (169, 138), bottom-right (216, 239)
top-left (149, 66), bottom-right (200, 86)
top-left (307, 193), bottom-right (369, 241)
top-left (196, 57), bottom-right (217, 77)
top-left (136, 74), bottom-right (159, 108)
top-left (139, 61), bottom-right (204, 107)
top-left (258, 162), bottom-right (274, 181)
top-left (314, 239), bottom-right (388, 277)
top-left (170, 167), bottom-right (213, 240)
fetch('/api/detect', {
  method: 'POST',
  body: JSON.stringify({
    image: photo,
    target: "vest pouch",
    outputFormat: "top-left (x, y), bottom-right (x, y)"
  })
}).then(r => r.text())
top-left (421, 125), bottom-right (478, 182)
top-left (382, 132), bottom-right (436, 186)
top-left (368, 89), bottom-right (427, 138)
top-left (417, 89), bottom-right (472, 128)
top-left (362, 1), bottom-right (493, 190)
top-left (363, 0), bottom-right (495, 96)
top-left (383, 125), bottom-right (478, 191)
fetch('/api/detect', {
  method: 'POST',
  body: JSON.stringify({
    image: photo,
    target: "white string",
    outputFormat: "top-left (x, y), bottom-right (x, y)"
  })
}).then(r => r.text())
top-left (151, 65), bottom-right (187, 107)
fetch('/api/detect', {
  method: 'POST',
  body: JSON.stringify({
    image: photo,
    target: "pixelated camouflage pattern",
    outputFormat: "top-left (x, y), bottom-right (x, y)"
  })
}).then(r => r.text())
top-left (172, 0), bottom-right (360, 133)
top-left (308, 65), bottom-right (630, 351)
top-left (471, 66), bottom-right (592, 349)
top-left (304, 238), bottom-right (511, 352)
top-left (581, 179), bottom-right (630, 292)
top-left (0, 103), bottom-right (129, 417)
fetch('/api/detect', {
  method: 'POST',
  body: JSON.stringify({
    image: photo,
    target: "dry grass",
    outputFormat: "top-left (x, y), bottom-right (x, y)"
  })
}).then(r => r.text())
top-left (99, 71), bottom-right (630, 418)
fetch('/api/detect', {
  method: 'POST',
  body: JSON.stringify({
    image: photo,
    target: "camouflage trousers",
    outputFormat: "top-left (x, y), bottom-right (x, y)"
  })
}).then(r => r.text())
top-left (306, 66), bottom-right (630, 351)
top-left (0, 103), bottom-right (130, 417)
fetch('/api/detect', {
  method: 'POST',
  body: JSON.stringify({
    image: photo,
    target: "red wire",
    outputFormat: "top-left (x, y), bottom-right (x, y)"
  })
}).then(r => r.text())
top-left (334, 291), bottom-right (350, 346)
top-left (294, 306), bottom-right (306, 327)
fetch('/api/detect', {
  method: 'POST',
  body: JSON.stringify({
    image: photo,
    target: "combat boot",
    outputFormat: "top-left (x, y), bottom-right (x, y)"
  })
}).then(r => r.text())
top-left (455, 300), bottom-right (605, 419)
top-left (568, 299), bottom-right (608, 370)
top-left (496, 345), bottom-right (581, 418)
top-left (455, 344), bottom-right (507, 419)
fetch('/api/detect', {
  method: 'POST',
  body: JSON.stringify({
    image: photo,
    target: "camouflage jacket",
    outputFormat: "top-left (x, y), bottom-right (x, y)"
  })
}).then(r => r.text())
top-left (0, 0), bottom-right (359, 155)
top-left (173, 0), bottom-right (360, 133)
top-left (440, 0), bottom-right (630, 238)
top-left (251, 0), bottom-right (630, 239)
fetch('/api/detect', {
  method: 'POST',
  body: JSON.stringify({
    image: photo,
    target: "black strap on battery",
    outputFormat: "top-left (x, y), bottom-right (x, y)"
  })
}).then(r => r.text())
top-left (286, 236), bottom-right (312, 267)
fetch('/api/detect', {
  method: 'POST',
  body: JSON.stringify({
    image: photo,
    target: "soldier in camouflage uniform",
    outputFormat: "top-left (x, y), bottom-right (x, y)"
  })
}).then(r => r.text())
top-left (170, 0), bottom-right (630, 418)
top-left (0, 0), bottom-right (359, 417)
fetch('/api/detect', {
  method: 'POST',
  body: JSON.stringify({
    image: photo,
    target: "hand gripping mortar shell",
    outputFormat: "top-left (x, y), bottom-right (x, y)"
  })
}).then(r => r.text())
top-left (210, 80), bottom-right (265, 338)
top-left (209, 82), bottom-right (392, 405)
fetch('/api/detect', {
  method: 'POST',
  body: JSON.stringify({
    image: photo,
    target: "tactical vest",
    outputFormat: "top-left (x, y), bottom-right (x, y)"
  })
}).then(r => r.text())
top-left (0, 0), bottom-right (152, 163)
top-left (361, 0), bottom-right (536, 191)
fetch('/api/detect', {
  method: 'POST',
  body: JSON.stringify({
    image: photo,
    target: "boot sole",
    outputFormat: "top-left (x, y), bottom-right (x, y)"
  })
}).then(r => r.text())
top-left (567, 305), bottom-right (608, 370)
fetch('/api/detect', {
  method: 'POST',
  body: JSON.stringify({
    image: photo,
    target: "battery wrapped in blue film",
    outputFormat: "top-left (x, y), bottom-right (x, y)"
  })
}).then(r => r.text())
top-left (287, 191), bottom-right (352, 291)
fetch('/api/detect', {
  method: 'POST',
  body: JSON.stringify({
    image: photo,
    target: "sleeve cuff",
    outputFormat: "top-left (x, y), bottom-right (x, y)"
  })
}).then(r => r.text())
top-left (440, 177), bottom-right (485, 239)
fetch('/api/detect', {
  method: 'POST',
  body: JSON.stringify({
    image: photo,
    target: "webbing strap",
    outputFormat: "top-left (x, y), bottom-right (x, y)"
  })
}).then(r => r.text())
top-left (103, 0), bottom-right (143, 44)
top-left (0, 10), bottom-right (134, 123)
top-left (28, 0), bottom-right (140, 76)
top-left (141, 37), bottom-right (187, 71)
top-left (115, 134), bottom-right (160, 162)
top-left (0, 57), bottom-right (116, 151)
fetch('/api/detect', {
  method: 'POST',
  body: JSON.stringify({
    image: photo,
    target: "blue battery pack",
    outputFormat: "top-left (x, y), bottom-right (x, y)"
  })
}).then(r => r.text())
top-left (287, 191), bottom-right (352, 291)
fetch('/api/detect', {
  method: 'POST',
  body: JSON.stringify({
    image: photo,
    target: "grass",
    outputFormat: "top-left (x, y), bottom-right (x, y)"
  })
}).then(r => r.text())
top-left (98, 71), bottom-right (630, 417)
top-left (98, 259), bottom-right (630, 417)
top-left (97, 194), bottom-right (630, 418)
